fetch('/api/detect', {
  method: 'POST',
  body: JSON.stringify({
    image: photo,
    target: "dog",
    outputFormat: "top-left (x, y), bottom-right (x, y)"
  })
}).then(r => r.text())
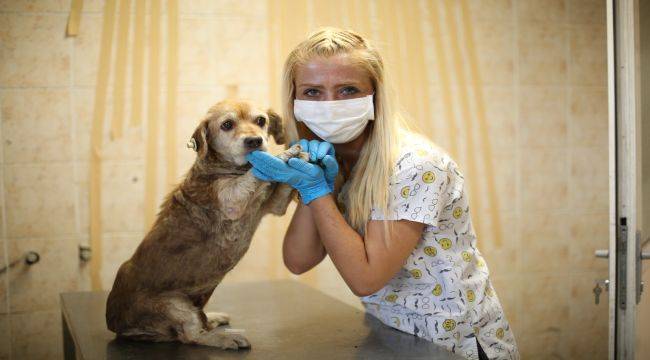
top-left (105, 99), bottom-right (305, 349)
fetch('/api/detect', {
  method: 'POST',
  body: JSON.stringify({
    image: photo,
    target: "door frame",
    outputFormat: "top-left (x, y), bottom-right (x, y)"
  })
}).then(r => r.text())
top-left (610, 0), bottom-right (642, 359)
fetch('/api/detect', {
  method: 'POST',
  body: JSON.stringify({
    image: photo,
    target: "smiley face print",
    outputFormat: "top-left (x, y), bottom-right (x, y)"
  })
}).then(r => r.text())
top-left (452, 206), bottom-right (463, 219)
top-left (385, 294), bottom-right (398, 303)
top-left (438, 238), bottom-right (452, 250)
top-left (423, 246), bottom-right (437, 257)
top-left (432, 283), bottom-right (443, 296)
top-left (409, 269), bottom-right (422, 279)
top-left (422, 171), bottom-right (436, 183)
top-left (467, 289), bottom-right (476, 302)
top-left (400, 186), bottom-right (410, 198)
top-left (461, 251), bottom-right (472, 262)
top-left (442, 319), bottom-right (456, 331)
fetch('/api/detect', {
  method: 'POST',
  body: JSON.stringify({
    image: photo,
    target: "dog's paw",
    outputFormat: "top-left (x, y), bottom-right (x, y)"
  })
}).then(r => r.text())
top-left (277, 143), bottom-right (306, 162)
top-left (205, 312), bottom-right (230, 327)
top-left (219, 332), bottom-right (251, 350)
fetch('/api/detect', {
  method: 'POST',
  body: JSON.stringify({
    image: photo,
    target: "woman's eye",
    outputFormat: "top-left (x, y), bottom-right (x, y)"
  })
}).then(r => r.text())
top-left (304, 88), bottom-right (320, 97)
top-left (341, 86), bottom-right (359, 95)
top-left (256, 117), bottom-right (266, 127)
top-left (221, 120), bottom-right (234, 131)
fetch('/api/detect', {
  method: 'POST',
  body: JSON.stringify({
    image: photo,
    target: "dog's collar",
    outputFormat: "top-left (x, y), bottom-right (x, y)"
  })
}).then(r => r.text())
top-left (201, 163), bottom-right (252, 177)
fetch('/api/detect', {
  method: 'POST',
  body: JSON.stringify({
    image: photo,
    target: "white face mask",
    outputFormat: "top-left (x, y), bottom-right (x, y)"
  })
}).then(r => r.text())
top-left (293, 94), bottom-right (375, 144)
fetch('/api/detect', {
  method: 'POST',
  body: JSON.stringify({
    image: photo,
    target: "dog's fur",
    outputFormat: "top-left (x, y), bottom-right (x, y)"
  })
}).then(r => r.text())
top-left (105, 99), bottom-right (304, 349)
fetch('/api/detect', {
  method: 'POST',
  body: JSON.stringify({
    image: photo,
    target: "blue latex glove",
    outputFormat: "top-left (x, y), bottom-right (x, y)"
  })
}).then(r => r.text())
top-left (245, 150), bottom-right (333, 204)
top-left (289, 139), bottom-right (339, 192)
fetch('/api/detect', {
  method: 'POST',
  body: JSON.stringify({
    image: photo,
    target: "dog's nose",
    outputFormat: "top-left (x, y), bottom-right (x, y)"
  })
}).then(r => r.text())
top-left (243, 136), bottom-right (263, 149)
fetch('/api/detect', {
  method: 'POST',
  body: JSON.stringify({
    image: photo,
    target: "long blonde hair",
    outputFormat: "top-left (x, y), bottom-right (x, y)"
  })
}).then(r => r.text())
top-left (281, 27), bottom-right (410, 236)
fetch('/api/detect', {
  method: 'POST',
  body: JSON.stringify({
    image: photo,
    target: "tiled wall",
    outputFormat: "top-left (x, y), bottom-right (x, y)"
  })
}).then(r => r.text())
top-left (0, 0), bottom-right (609, 359)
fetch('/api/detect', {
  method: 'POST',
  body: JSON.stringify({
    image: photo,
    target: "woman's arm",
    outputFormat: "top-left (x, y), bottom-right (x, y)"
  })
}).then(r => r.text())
top-left (282, 202), bottom-right (326, 274)
top-left (307, 194), bottom-right (424, 297)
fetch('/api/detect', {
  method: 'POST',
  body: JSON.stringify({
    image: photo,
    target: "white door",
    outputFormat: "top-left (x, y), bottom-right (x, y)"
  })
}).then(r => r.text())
top-left (609, 0), bottom-right (650, 359)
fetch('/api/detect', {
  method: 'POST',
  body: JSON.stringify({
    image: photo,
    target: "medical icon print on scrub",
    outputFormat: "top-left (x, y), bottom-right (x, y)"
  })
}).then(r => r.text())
top-left (361, 136), bottom-right (519, 360)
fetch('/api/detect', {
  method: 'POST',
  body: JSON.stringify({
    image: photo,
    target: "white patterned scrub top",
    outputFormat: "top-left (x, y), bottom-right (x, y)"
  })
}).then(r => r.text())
top-left (349, 135), bottom-right (519, 360)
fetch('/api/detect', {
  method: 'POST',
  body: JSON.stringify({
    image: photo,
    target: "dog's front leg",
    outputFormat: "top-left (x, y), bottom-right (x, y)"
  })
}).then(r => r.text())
top-left (216, 172), bottom-right (271, 221)
top-left (262, 183), bottom-right (296, 216)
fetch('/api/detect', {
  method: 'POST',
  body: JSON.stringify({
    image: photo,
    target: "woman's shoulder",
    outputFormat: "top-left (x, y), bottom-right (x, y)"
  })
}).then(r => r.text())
top-left (392, 131), bottom-right (460, 179)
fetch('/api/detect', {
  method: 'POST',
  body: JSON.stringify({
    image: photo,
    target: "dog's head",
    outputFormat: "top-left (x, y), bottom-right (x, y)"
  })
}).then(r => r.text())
top-left (188, 99), bottom-right (286, 166)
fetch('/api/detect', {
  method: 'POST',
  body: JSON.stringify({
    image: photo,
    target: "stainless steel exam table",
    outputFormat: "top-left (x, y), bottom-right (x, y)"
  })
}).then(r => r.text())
top-left (60, 279), bottom-right (463, 359)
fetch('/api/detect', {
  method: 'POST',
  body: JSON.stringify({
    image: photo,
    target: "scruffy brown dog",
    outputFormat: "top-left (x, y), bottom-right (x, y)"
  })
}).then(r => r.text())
top-left (106, 100), bottom-right (304, 349)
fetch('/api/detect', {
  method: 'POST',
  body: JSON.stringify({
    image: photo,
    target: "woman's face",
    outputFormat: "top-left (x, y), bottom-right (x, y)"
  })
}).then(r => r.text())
top-left (294, 53), bottom-right (374, 101)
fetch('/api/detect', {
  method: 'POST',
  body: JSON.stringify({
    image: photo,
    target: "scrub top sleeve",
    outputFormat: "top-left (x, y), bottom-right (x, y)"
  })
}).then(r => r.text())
top-left (374, 153), bottom-right (452, 228)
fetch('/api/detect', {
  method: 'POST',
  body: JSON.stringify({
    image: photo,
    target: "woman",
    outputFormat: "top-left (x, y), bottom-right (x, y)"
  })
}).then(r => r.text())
top-left (246, 27), bottom-right (519, 360)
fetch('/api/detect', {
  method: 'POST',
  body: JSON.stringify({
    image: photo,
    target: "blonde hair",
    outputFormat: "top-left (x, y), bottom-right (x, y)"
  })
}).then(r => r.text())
top-left (281, 27), bottom-right (410, 237)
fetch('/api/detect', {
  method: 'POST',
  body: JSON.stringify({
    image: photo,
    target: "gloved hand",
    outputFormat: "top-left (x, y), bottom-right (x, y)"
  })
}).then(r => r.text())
top-left (290, 139), bottom-right (339, 192)
top-left (245, 150), bottom-right (333, 205)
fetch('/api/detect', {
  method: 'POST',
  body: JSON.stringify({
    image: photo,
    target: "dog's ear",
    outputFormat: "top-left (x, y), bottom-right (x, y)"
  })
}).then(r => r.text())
top-left (189, 121), bottom-right (209, 159)
top-left (267, 108), bottom-right (286, 145)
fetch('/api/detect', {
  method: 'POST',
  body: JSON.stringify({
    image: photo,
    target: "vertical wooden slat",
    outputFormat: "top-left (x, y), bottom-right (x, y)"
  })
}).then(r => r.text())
top-left (110, 0), bottom-right (131, 140)
top-left (89, 0), bottom-right (117, 290)
top-left (66, 0), bottom-right (84, 36)
top-left (166, 0), bottom-right (179, 190)
top-left (130, 0), bottom-right (145, 127)
top-left (442, 0), bottom-right (484, 241)
top-left (268, 0), bottom-right (282, 110)
top-left (425, 0), bottom-right (459, 159)
top-left (459, 0), bottom-right (502, 247)
top-left (144, 0), bottom-right (161, 229)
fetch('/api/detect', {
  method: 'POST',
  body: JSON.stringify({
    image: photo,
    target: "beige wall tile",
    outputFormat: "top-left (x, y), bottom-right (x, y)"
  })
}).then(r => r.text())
top-left (474, 148), bottom-right (517, 213)
top-left (569, 86), bottom-right (608, 147)
top-left (569, 146), bottom-right (609, 211)
top-left (466, 0), bottom-right (513, 23)
top-left (0, 14), bottom-right (70, 87)
top-left (518, 329), bottom-right (569, 360)
top-left (478, 212), bottom-right (519, 275)
top-left (483, 86), bottom-right (517, 150)
top-left (568, 0), bottom-right (606, 25)
top-left (213, 0), bottom-right (267, 19)
top-left (518, 0), bottom-right (567, 23)
top-left (519, 86), bottom-right (568, 148)
top-left (213, 17), bottom-right (269, 85)
top-left (0, 0), bottom-right (69, 12)
top-left (518, 274), bottom-right (571, 334)
top-left (569, 24), bottom-right (606, 86)
top-left (568, 211), bottom-right (609, 272)
top-left (8, 236), bottom-right (78, 312)
top-left (72, 13), bottom-right (101, 87)
top-left (10, 310), bottom-right (62, 359)
top-left (472, 21), bottom-right (515, 86)
top-left (4, 164), bottom-right (76, 238)
top-left (100, 233), bottom-right (141, 289)
top-left (566, 328), bottom-right (608, 359)
top-left (72, 89), bottom-right (145, 163)
top-left (518, 211), bottom-right (570, 273)
top-left (569, 273), bottom-right (608, 328)
top-left (178, 16), bottom-right (216, 87)
top-left (519, 147), bottom-right (569, 211)
top-left (518, 22), bottom-right (568, 85)
top-left (1, 89), bottom-right (72, 164)
top-left (101, 161), bottom-right (145, 233)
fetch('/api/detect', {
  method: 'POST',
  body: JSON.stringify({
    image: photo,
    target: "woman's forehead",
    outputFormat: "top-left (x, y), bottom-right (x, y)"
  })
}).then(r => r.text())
top-left (295, 54), bottom-right (370, 85)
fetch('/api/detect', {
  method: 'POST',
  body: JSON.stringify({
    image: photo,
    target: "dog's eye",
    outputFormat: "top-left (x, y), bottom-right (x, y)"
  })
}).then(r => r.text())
top-left (256, 116), bottom-right (266, 127)
top-left (221, 120), bottom-right (234, 131)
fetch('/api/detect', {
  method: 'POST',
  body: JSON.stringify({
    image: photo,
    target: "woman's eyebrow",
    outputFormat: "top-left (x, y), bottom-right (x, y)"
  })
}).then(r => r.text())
top-left (297, 81), bottom-right (362, 88)
top-left (296, 83), bottom-right (325, 88)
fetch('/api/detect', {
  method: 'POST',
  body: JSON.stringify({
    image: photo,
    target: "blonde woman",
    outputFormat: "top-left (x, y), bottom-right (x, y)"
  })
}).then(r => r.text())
top-left (246, 27), bottom-right (519, 360)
